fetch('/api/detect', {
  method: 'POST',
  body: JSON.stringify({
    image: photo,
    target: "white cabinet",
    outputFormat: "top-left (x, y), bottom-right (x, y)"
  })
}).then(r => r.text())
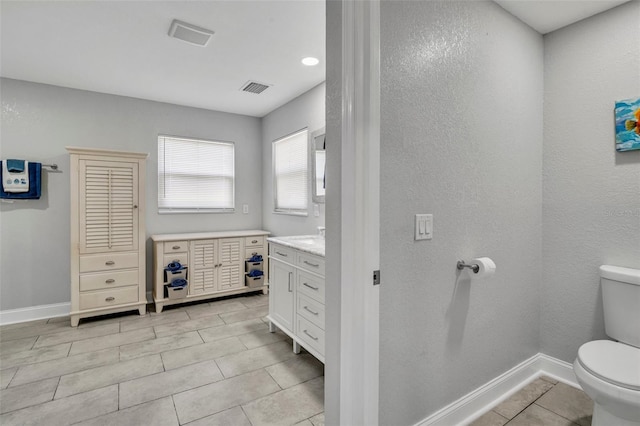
top-left (268, 241), bottom-right (325, 362)
top-left (269, 252), bottom-right (295, 331)
top-left (152, 231), bottom-right (269, 312)
top-left (67, 147), bottom-right (148, 327)
top-left (189, 238), bottom-right (244, 295)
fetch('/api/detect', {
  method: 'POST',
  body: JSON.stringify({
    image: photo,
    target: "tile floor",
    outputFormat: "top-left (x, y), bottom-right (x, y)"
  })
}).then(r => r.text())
top-left (0, 293), bottom-right (595, 426)
top-left (470, 376), bottom-right (593, 426)
top-left (0, 293), bottom-right (325, 426)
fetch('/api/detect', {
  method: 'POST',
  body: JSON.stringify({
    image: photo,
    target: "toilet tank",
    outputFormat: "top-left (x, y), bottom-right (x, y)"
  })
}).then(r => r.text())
top-left (600, 265), bottom-right (640, 347)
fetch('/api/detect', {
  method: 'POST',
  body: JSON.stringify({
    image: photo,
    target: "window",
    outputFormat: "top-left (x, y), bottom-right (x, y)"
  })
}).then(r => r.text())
top-left (273, 129), bottom-right (308, 215)
top-left (158, 135), bottom-right (234, 213)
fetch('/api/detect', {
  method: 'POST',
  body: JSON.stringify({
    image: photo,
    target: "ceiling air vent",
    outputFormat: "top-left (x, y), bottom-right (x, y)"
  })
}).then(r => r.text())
top-left (241, 81), bottom-right (271, 94)
top-left (168, 19), bottom-right (214, 47)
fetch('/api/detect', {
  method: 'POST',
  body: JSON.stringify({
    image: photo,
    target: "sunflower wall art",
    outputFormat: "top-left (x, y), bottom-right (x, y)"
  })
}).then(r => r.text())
top-left (615, 96), bottom-right (640, 152)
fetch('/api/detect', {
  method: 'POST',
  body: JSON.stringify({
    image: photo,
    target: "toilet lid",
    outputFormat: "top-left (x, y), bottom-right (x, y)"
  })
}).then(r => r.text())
top-left (578, 340), bottom-right (640, 391)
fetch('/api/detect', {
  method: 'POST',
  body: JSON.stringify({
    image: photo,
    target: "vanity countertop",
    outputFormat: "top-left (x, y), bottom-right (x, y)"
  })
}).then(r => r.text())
top-left (267, 235), bottom-right (325, 257)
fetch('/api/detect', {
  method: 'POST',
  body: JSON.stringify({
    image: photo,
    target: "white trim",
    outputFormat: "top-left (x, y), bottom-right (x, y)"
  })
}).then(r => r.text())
top-left (339, 0), bottom-right (380, 425)
top-left (0, 302), bottom-right (70, 325)
top-left (415, 353), bottom-right (580, 426)
top-left (536, 352), bottom-right (580, 387)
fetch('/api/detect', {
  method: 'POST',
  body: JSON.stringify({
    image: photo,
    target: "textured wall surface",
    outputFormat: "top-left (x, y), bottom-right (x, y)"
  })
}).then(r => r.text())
top-left (324, 1), bottom-right (342, 423)
top-left (261, 82), bottom-right (325, 237)
top-left (0, 78), bottom-right (262, 310)
top-left (541, 1), bottom-right (640, 362)
top-left (379, 2), bottom-right (543, 424)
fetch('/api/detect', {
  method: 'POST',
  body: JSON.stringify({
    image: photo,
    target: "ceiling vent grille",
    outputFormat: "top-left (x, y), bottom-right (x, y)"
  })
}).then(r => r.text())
top-left (168, 19), bottom-right (214, 47)
top-left (241, 81), bottom-right (271, 94)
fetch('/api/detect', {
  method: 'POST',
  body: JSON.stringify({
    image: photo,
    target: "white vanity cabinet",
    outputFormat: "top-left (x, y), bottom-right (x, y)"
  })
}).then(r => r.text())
top-left (268, 238), bottom-right (325, 363)
top-left (152, 230), bottom-right (269, 312)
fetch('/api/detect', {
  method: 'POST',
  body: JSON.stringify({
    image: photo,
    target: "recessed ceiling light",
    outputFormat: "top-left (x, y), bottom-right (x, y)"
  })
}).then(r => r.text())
top-left (301, 57), bottom-right (320, 66)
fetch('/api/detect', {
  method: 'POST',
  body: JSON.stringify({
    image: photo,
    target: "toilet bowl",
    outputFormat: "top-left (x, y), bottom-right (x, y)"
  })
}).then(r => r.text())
top-left (573, 265), bottom-right (640, 426)
top-left (574, 340), bottom-right (640, 426)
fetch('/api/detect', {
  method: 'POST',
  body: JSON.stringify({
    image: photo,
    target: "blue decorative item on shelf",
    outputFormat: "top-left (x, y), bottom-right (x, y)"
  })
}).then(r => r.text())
top-left (170, 278), bottom-right (187, 288)
top-left (167, 262), bottom-right (182, 271)
top-left (248, 254), bottom-right (263, 262)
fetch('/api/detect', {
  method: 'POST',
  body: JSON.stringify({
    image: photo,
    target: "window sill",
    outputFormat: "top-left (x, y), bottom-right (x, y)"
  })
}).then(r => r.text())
top-left (273, 210), bottom-right (309, 217)
top-left (158, 208), bottom-right (235, 214)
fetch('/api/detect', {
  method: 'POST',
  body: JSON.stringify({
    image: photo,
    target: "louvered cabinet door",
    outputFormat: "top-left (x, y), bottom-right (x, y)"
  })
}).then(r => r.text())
top-left (190, 239), bottom-right (217, 294)
top-left (79, 160), bottom-right (139, 254)
top-left (218, 238), bottom-right (244, 291)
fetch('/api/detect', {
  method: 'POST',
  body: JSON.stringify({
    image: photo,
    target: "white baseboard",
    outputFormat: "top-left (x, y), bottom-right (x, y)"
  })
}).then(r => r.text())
top-left (0, 302), bottom-right (70, 325)
top-left (415, 353), bottom-right (579, 426)
top-left (1, 291), bottom-right (154, 326)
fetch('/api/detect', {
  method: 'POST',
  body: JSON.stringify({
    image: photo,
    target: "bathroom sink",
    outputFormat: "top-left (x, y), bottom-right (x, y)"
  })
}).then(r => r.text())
top-left (268, 235), bottom-right (325, 257)
top-left (289, 237), bottom-right (322, 245)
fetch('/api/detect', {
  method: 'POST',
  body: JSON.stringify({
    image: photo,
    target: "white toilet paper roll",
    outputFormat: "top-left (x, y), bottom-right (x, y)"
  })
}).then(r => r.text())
top-left (472, 257), bottom-right (496, 278)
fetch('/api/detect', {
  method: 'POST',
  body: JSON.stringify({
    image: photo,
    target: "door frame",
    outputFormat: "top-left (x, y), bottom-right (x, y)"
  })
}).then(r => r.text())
top-left (325, 0), bottom-right (381, 424)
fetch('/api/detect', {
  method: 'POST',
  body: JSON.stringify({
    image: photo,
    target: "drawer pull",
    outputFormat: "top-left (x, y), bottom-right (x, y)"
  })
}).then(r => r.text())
top-left (105, 261), bottom-right (115, 266)
top-left (172, 245), bottom-right (181, 250)
top-left (105, 297), bottom-right (115, 302)
top-left (105, 279), bottom-right (115, 284)
top-left (288, 272), bottom-right (293, 292)
top-left (303, 306), bottom-right (319, 315)
top-left (303, 260), bottom-right (320, 268)
top-left (303, 282), bottom-right (319, 291)
top-left (252, 240), bottom-right (258, 244)
top-left (303, 329), bottom-right (319, 341)
top-left (275, 251), bottom-right (288, 257)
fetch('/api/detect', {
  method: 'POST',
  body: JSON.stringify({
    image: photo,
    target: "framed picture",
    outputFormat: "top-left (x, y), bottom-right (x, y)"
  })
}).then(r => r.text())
top-left (615, 96), bottom-right (640, 152)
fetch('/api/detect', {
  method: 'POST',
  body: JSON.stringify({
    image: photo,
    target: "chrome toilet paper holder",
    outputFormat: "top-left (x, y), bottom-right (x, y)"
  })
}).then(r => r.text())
top-left (457, 260), bottom-right (480, 273)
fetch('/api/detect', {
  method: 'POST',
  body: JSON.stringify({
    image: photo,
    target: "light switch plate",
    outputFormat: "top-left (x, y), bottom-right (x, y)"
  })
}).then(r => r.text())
top-left (243, 204), bottom-right (249, 214)
top-left (415, 214), bottom-right (433, 240)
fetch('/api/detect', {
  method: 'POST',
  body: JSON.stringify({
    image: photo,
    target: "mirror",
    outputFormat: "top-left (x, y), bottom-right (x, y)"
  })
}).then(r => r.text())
top-left (310, 127), bottom-right (326, 203)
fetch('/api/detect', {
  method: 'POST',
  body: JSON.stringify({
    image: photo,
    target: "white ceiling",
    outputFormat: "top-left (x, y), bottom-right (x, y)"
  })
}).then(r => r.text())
top-left (0, 1), bottom-right (629, 118)
top-left (495, 0), bottom-right (631, 34)
top-left (0, 1), bottom-right (326, 118)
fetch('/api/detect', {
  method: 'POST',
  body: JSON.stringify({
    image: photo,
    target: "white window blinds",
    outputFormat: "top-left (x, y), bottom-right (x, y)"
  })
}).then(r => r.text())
top-left (273, 129), bottom-right (308, 214)
top-left (158, 136), bottom-right (234, 213)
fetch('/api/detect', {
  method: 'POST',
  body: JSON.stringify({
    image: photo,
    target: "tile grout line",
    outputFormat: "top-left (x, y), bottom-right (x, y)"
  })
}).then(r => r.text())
top-left (240, 403), bottom-right (256, 426)
top-left (502, 381), bottom-right (558, 424)
top-left (531, 402), bottom-right (584, 426)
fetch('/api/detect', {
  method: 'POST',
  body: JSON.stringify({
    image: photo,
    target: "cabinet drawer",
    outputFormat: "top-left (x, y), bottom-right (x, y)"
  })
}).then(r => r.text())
top-left (270, 244), bottom-right (294, 263)
top-left (162, 253), bottom-right (188, 269)
top-left (297, 270), bottom-right (325, 303)
top-left (297, 292), bottom-right (325, 329)
top-left (80, 269), bottom-right (138, 292)
top-left (297, 252), bottom-right (325, 276)
top-left (245, 247), bottom-right (265, 260)
top-left (164, 241), bottom-right (188, 254)
top-left (80, 252), bottom-right (138, 273)
top-left (245, 236), bottom-right (264, 247)
top-left (79, 286), bottom-right (138, 310)
top-left (297, 316), bottom-right (325, 355)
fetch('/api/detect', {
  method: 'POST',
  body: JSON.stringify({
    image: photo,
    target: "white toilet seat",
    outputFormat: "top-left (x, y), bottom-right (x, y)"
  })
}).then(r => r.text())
top-left (577, 340), bottom-right (640, 391)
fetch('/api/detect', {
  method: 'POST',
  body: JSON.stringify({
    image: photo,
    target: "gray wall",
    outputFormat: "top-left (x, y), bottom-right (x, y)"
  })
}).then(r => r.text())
top-left (541, 1), bottom-right (640, 362)
top-left (324, 1), bottom-right (342, 423)
top-left (261, 82), bottom-right (326, 237)
top-left (379, 2), bottom-right (543, 424)
top-left (0, 78), bottom-right (263, 310)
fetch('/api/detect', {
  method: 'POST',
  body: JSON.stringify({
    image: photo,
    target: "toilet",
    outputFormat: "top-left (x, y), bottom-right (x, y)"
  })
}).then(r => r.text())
top-left (573, 265), bottom-right (640, 426)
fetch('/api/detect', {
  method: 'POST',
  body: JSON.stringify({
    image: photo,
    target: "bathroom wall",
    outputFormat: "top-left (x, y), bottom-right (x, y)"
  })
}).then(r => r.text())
top-left (541, 1), bottom-right (640, 362)
top-left (379, 2), bottom-right (543, 424)
top-left (261, 82), bottom-right (326, 237)
top-left (0, 78), bottom-right (263, 311)
top-left (324, 1), bottom-right (342, 422)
